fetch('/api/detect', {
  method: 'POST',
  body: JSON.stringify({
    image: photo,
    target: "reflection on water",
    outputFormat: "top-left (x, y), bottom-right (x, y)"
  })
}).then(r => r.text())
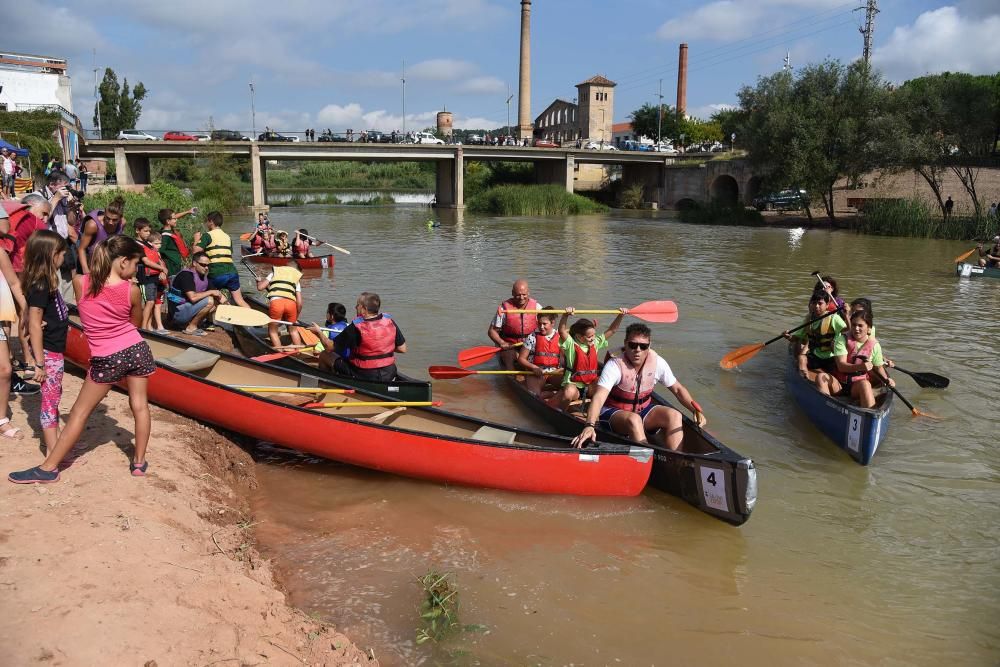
top-left (248, 206), bottom-right (1000, 665)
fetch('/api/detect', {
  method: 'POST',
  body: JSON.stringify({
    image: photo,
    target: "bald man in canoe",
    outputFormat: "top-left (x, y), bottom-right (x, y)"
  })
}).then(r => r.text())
top-left (488, 279), bottom-right (541, 369)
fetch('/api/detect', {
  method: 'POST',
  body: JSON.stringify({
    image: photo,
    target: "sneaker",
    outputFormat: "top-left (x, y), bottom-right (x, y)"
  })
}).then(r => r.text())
top-left (10, 377), bottom-right (41, 395)
top-left (130, 461), bottom-right (148, 477)
top-left (8, 466), bottom-right (59, 484)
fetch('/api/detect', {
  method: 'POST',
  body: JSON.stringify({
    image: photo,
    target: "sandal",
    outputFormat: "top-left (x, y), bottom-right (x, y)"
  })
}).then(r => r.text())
top-left (130, 461), bottom-right (148, 477)
top-left (203, 324), bottom-right (217, 332)
top-left (182, 328), bottom-right (207, 337)
top-left (0, 417), bottom-right (22, 440)
top-left (8, 466), bottom-right (59, 484)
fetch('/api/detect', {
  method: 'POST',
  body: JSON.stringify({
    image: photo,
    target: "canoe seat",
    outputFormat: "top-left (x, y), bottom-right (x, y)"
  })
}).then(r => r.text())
top-left (472, 425), bottom-right (517, 445)
top-left (160, 347), bottom-right (220, 373)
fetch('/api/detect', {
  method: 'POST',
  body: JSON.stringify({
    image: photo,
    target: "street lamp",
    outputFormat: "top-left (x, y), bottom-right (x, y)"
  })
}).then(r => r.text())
top-left (249, 82), bottom-right (256, 139)
top-left (506, 84), bottom-right (514, 138)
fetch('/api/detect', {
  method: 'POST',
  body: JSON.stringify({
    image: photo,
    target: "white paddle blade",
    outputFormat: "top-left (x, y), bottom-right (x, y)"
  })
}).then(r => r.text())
top-left (214, 305), bottom-right (272, 327)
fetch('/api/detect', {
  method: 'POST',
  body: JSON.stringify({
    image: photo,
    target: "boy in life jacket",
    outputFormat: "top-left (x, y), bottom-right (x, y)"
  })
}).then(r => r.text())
top-left (786, 290), bottom-right (846, 383)
top-left (572, 323), bottom-right (707, 451)
top-left (817, 309), bottom-right (895, 408)
top-left (255, 265), bottom-right (303, 348)
top-left (133, 219), bottom-right (169, 333)
top-left (333, 291), bottom-right (406, 383)
top-left (516, 306), bottom-right (563, 397)
top-left (275, 230), bottom-right (292, 258)
top-left (557, 306), bottom-right (626, 411)
top-left (157, 207), bottom-right (194, 276)
top-left (192, 211), bottom-right (249, 308)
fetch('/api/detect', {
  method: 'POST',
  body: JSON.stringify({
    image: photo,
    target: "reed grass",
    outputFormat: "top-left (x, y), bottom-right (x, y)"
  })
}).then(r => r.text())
top-left (857, 198), bottom-right (998, 240)
top-left (678, 200), bottom-right (766, 226)
top-left (467, 184), bottom-right (609, 215)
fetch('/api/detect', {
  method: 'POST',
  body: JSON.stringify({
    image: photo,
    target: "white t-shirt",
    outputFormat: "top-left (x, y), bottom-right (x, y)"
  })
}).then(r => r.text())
top-left (523, 330), bottom-right (558, 353)
top-left (2, 157), bottom-right (14, 176)
top-left (596, 355), bottom-right (677, 391)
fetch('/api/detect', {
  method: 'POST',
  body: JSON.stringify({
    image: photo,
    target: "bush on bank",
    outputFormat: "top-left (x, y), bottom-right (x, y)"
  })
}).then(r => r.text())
top-left (857, 198), bottom-right (999, 240)
top-left (467, 184), bottom-right (609, 216)
top-left (678, 200), bottom-right (765, 226)
top-left (82, 181), bottom-right (218, 242)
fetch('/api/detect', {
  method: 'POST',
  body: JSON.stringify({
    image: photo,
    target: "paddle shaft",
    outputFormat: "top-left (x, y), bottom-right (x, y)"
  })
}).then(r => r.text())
top-left (883, 376), bottom-right (918, 413)
top-left (240, 257), bottom-right (261, 281)
top-left (508, 309), bottom-right (627, 315)
top-left (298, 232), bottom-right (350, 255)
top-left (764, 309), bottom-right (836, 346)
top-left (234, 386), bottom-right (355, 394)
top-left (305, 401), bottom-right (441, 408)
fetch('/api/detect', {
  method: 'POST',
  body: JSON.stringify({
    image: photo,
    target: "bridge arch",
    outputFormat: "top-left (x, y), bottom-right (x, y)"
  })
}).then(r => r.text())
top-left (745, 176), bottom-right (762, 205)
top-left (675, 198), bottom-right (698, 211)
top-left (710, 174), bottom-right (739, 205)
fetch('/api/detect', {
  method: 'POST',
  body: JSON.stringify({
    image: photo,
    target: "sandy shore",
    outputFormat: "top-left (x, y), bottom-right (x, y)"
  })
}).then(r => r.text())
top-left (0, 364), bottom-right (376, 666)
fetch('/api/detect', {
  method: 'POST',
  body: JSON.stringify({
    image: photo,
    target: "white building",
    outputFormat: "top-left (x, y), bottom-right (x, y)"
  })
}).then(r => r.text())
top-left (0, 52), bottom-right (73, 113)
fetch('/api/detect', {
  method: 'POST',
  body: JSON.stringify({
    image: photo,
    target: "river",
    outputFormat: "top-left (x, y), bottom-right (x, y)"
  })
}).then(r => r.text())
top-left (240, 206), bottom-right (999, 665)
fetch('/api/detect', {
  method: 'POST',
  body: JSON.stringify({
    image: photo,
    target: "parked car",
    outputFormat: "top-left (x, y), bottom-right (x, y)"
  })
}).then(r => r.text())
top-left (317, 131), bottom-right (348, 142)
top-left (257, 131), bottom-right (295, 142)
top-left (117, 129), bottom-right (157, 141)
top-left (210, 129), bottom-right (250, 141)
top-left (753, 189), bottom-right (809, 212)
top-left (583, 141), bottom-right (618, 151)
top-left (163, 131), bottom-right (199, 141)
top-left (413, 131), bottom-right (445, 145)
top-left (466, 134), bottom-right (485, 145)
top-left (533, 139), bottom-right (559, 148)
top-left (192, 133), bottom-right (211, 142)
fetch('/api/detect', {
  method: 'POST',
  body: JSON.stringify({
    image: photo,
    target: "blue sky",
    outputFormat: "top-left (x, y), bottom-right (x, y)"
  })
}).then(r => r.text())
top-left (8, 0), bottom-right (1000, 135)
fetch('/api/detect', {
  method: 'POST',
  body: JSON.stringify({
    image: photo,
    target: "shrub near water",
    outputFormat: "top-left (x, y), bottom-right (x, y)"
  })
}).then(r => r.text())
top-left (83, 181), bottom-right (214, 243)
top-left (858, 198), bottom-right (998, 240)
top-left (467, 184), bottom-right (609, 215)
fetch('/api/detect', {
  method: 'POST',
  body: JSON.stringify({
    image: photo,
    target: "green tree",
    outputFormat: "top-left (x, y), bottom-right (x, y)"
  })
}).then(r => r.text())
top-left (710, 107), bottom-right (744, 144)
top-left (629, 103), bottom-right (681, 143)
top-left (93, 68), bottom-right (148, 139)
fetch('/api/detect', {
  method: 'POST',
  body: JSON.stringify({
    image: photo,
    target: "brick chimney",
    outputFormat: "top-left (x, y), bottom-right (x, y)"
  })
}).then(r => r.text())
top-left (517, 0), bottom-right (533, 140)
top-left (676, 43), bottom-right (688, 118)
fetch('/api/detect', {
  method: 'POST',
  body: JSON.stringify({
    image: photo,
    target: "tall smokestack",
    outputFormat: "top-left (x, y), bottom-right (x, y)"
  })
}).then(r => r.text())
top-left (676, 42), bottom-right (688, 118)
top-left (517, 0), bottom-right (532, 141)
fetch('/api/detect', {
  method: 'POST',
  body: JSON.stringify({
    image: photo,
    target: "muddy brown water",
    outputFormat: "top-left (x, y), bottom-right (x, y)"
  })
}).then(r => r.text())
top-left (243, 208), bottom-right (999, 665)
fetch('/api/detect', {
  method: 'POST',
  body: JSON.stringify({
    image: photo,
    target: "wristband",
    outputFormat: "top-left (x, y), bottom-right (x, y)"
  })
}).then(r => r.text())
top-left (691, 401), bottom-right (703, 413)
top-left (584, 422), bottom-right (595, 428)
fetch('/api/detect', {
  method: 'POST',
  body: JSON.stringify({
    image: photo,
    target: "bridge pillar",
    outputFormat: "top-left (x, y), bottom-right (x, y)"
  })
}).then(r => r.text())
top-left (434, 148), bottom-right (464, 209)
top-left (534, 156), bottom-right (574, 192)
top-left (114, 147), bottom-right (150, 186)
top-left (621, 161), bottom-right (665, 206)
top-left (250, 143), bottom-right (269, 214)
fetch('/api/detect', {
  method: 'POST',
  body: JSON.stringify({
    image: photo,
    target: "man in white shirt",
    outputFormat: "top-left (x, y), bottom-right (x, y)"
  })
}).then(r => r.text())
top-left (572, 323), bottom-right (706, 451)
top-left (1, 149), bottom-right (16, 198)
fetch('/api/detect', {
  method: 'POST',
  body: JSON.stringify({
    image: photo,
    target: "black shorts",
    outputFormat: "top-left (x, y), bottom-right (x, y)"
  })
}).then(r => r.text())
top-left (88, 341), bottom-right (156, 384)
top-left (806, 354), bottom-right (837, 374)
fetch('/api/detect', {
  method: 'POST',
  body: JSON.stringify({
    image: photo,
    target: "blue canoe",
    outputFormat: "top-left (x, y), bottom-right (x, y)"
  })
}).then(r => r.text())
top-left (785, 356), bottom-right (893, 465)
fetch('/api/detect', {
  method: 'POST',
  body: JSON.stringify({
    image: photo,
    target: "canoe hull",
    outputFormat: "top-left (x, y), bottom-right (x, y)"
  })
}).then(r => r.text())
top-left (241, 246), bottom-right (334, 270)
top-left (785, 358), bottom-right (893, 465)
top-left (64, 324), bottom-right (651, 496)
top-left (956, 262), bottom-right (1000, 280)
top-left (505, 376), bottom-right (756, 525)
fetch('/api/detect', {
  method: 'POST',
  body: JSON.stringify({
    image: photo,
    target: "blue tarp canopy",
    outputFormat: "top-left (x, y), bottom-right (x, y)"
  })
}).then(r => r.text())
top-left (0, 139), bottom-right (29, 157)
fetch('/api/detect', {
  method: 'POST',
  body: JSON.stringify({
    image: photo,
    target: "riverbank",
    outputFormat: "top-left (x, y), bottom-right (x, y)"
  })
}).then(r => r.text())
top-left (0, 367), bottom-right (375, 666)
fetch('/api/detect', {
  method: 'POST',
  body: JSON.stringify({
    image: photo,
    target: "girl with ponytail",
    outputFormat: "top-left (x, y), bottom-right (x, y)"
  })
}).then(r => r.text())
top-left (77, 195), bottom-right (127, 275)
top-left (10, 236), bottom-right (157, 484)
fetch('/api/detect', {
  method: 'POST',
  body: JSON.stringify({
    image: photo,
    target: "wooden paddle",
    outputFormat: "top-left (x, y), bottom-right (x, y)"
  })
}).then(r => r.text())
top-left (214, 305), bottom-right (338, 332)
top-left (251, 348), bottom-right (316, 362)
top-left (429, 365), bottom-right (535, 379)
top-left (888, 365), bottom-right (949, 389)
top-left (720, 310), bottom-right (835, 369)
top-left (506, 300), bottom-right (678, 324)
top-left (882, 374), bottom-right (938, 419)
top-left (954, 247), bottom-right (978, 263)
top-left (234, 386), bottom-right (356, 394)
top-left (297, 232), bottom-right (350, 255)
top-left (239, 232), bottom-right (254, 241)
top-left (457, 343), bottom-right (523, 368)
top-left (303, 400), bottom-right (443, 409)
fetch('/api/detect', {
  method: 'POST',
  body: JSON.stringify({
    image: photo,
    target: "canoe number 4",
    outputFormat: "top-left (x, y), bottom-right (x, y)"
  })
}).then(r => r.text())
top-left (321, 257), bottom-right (330, 268)
top-left (847, 414), bottom-right (862, 452)
top-left (699, 466), bottom-right (730, 513)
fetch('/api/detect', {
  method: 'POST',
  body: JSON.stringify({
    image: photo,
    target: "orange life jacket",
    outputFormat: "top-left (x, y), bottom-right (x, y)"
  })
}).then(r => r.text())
top-left (836, 335), bottom-right (877, 384)
top-left (570, 342), bottom-right (599, 385)
top-left (605, 349), bottom-right (661, 412)
top-left (349, 315), bottom-right (397, 370)
top-left (530, 331), bottom-right (561, 368)
top-left (498, 297), bottom-right (539, 342)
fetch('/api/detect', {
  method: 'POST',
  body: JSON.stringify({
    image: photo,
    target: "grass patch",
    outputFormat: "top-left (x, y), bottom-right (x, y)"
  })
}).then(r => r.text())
top-left (468, 184), bottom-right (609, 215)
top-left (857, 198), bottom-right (998, 240)
top-left (678, 200), bottom-right (765, 226)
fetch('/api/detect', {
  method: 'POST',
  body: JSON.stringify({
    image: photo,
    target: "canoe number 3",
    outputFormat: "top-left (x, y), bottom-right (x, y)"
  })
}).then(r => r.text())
top-left (847, 414), bottom-right (862, 452)
top-left (699, 467), bottom-right (730, 513)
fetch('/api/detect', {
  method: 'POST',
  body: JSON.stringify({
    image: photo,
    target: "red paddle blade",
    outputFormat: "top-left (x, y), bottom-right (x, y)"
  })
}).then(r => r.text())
top-left (429, 365), bottom-right (474, 379)
top-left (457, 345), bottom-right (503, 368)
top-left (252, 351), bottom-right (299, 362)
top-left (910, 407), bottom-right (940, 420)
top-left (630, 300), bottom-right (679, 323)
top-left (719, 342), bottom-right (766, 370)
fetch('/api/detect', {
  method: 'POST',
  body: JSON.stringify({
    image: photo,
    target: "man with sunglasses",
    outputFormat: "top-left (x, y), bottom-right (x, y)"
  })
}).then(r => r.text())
top-left (166, 252), bottom-right (225, 335)
top-left (572, 323), bottom-right (706, 451)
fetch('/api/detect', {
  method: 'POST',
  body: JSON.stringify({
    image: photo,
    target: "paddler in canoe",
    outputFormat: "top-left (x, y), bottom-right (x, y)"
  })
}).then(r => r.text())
top-left (317, 291), bottom-right (407, 383)
top-left (571, 323), bottom-right (706, 450)
top-left (785, 290), bottom-right (847, 384)
top-left (977, 236), bottom-right (1000, 268)
top-left (515, 306), bottom-right (563, 396)
top-left (814, 308), bottom-right (895, 409)
top-left (489, 279), bottom-right (540, 369)
top-left (556, 307), bottom-right (626, 411)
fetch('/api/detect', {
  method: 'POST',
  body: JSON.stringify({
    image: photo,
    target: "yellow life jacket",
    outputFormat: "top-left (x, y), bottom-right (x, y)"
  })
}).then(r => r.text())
top-left (266, 266), bottom-right (302, 301)
top-left (205, 227), bottom-right (233, 264)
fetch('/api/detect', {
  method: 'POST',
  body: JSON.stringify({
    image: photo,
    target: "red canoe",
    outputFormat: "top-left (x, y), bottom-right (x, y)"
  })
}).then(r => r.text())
top-left (241, 246), bottom-right (334, 270)
top-left (64, 319), bottom-right (653, 496)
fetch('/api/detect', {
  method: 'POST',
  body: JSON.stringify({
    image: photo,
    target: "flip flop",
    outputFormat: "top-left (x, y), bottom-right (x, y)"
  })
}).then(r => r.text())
top-left (0, 418), bottom-right (22, 440)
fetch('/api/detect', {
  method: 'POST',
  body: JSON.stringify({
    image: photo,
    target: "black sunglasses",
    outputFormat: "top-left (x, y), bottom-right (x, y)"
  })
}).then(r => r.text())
top-left (626, 341), bottom-right (650, 351)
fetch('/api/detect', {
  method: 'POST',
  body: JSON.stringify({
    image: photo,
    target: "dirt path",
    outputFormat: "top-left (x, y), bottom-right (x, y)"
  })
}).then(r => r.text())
top-left (0, 367), bottom-right (376, 666)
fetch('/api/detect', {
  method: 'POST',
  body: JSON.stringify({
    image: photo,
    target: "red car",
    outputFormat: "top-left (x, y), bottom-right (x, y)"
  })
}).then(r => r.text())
top-left (162, 131), bottom-right (198, 141)
top-left (533, 139), bottom-right (559, 148)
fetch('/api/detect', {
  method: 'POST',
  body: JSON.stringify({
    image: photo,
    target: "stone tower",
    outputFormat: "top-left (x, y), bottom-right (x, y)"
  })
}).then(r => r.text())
top-left (575, 75), bottom-right (616, 143)
top-left (517, 0), bottom-right (533, 141)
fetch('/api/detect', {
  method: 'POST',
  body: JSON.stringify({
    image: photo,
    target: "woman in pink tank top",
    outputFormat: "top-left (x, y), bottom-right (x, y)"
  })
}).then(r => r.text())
top-left (9, 236), bottom-right (157, 484)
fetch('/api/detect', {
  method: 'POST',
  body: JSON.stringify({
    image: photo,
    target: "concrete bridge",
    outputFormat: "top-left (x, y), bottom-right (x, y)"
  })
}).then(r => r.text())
top-left (80, 140), bottom-right (761, 213)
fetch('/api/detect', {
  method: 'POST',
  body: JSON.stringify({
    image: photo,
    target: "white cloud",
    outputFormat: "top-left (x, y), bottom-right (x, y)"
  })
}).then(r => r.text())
top-left (656, 0), bottom-right (849, 42)
top-left (317, 103), bottom-right (365, 126)
top-left (873, 6), bottom-right (1000, 81)
top-left (456, 76), bottom-right (507, 95)
top-left (407, 59), bottom-right (478, 81)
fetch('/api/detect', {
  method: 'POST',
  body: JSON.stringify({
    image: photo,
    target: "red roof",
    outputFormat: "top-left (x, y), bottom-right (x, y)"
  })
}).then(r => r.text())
top-left (612, 122), bottom-right (632, 133)
top-left (576, 74), bottom-right (617, 87)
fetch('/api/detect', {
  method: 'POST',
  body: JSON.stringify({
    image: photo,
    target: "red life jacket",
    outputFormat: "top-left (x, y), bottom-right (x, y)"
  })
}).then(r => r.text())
top-left (837, 335), bottom-right (877, 384)
top-left (530, 331), bottom-right (561, 368)
top-left (499, 297), bottom-right (539, 342)
top-left (605, 349), bottom-right (661, 412)
top-left (162, 230), bottom-right (190, 259)
top-left (570, 342), bottom-right (599, 385)
top-left (293, 237), bottom-right (311, 258)
top-left (140, 241), bottom-right (163, 279)
top-left (0, 200), bottom-right (32, 254)
top-left (261, 235), bottom-right (277, 253)
top-left (350, 315), bottom-right (398, 369)
top-left (250, 233), bottom-right (263, 252)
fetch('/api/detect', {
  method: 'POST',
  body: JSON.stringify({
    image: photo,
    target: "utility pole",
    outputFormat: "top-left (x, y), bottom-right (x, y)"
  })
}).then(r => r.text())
top-left (656, 78), bottom-right (664, 145)
top-left (93, 49), bottom-right (102, 139)
top-left (401, 59), bottom-right (406, 136)
top-left (783, 51), bottom-right (791, 72)
top-left (249, 81), bottom-right (256, 138)
top-left (857, 0), bottom-right (879, 67)
top-left (505, 84), bottom-right (514, 138)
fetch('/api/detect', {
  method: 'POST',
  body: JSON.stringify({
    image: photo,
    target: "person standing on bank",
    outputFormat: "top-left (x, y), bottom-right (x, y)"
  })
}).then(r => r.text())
top-left (332, 292), bottom-right (406, 382)
top-left (944, 196), bottom-right (954, 220)
top-left (488, 279), bottom-right (540, 369)
top-left (192, 211), bottom-right (249, 308)
top-left (571, 323), bottom-right (706, 451)
top-left (77, 196), bottom-right (126, 274)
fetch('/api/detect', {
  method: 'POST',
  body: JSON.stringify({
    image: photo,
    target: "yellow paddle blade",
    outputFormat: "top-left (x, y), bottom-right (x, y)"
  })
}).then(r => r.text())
top-left (719, 342), bottom-right (766, 370)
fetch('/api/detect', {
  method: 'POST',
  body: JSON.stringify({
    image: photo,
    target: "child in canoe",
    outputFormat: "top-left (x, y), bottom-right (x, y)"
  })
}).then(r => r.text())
top-left (815, 309), bottom-right (895, 408)
top-left (516, 306), bottom-right (563, 396)
top-left (816, 275), bottom-right (849, 322)
top-left (557, 307), bottom-right (627, 411)
top-left (786, 290), bottom-right (846, 383)
top-left (309, 302), bottom-right (349, 358)
top-left (275, 230), bottom-right (292, 258)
